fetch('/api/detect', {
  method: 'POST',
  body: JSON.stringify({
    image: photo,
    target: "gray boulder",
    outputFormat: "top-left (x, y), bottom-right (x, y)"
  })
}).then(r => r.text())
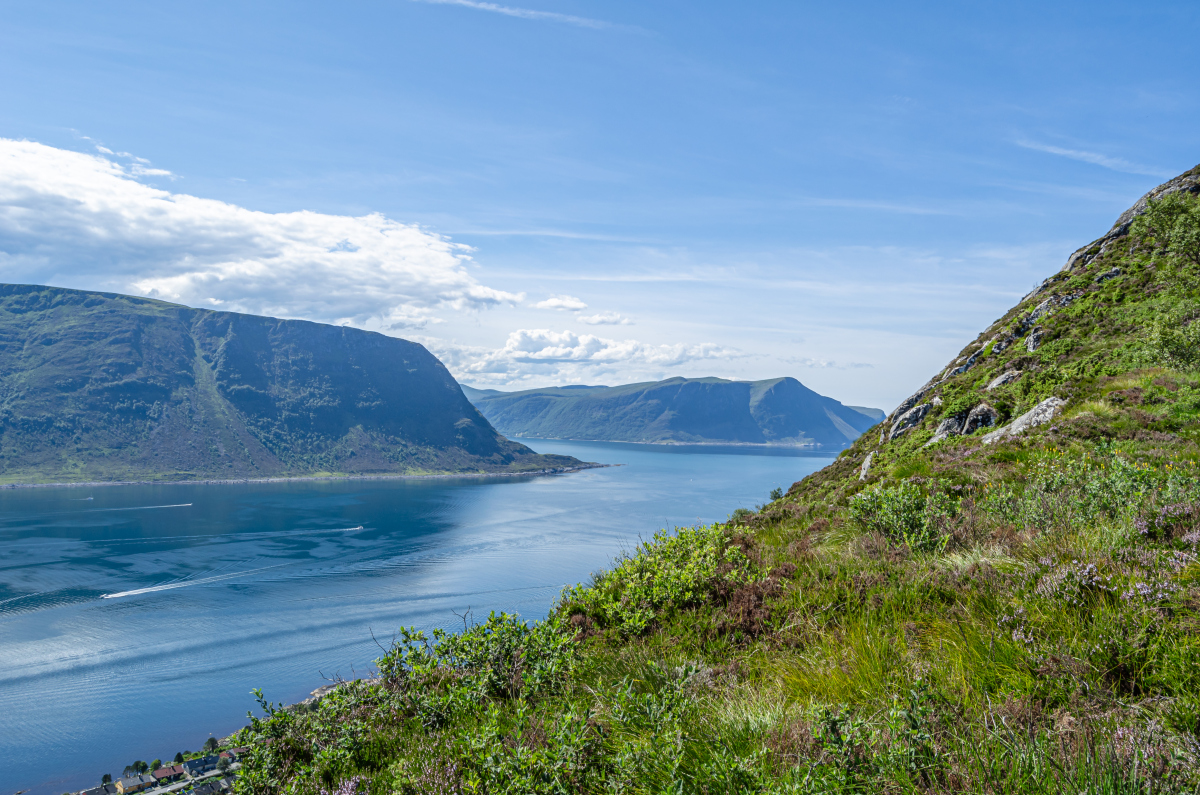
top-left (1095, 267), bottom-right (1121, 284)
top-left (859, 451), bottom-right (875, 480)
top-left (982, 397), bottom-right (1066, 445)
top-left (987, 370), bottom-right (1021, 390)
top-left (1026, 328), bottom-right (1044, 352)
top-left (888, 402), bottom-right (931, 441)
top-left (923, 415), bottom-right (963, 447)
top-left (963, 403), bottom-right (998, 434)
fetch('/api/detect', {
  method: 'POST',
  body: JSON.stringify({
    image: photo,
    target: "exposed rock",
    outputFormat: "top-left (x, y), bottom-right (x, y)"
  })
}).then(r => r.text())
top-left (888, 402), bottom-right (931, 441)
top-left (987, 370), bottom-right (1022, 390)
top-left (1095, 267), bottom-right (1121, 284)
top-left (923, 416), bottom-right (963, 447)
top-left (890, 388), bottom-right (928, 421)
top-left (859, 451), bottom-right (875, 481)
top-left (963, 403), bottom-right (998, 434)
top-left (991, 333), bottom-right (1015, 355)
top-left (982, 397), bottom-right (1066, 445)
top-left (1026, 328), bottom-right (1044, 352)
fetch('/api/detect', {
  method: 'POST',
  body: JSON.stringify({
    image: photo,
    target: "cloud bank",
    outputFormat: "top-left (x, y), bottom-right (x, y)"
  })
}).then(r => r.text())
top-left (428, 328), bottom-right (736, 384)
top-left (0, 139), bottom-right (521, 328)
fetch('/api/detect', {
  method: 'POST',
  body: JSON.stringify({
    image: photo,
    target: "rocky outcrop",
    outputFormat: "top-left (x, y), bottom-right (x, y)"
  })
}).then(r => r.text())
top-left (1025, 328), bottom-right (1044, 353)
top-left (987, 371), bottom-right (1021, 390)
top-left (888, 403), bottom-right (931, 441)
top-left (924, 416), bottom-right (962, 447)
top-left (859, 451), bottom-right (875, 481)
top-left (963, 403), bottom-right (998, 434)
top-left (982, 397), bottom-right (1066, 445)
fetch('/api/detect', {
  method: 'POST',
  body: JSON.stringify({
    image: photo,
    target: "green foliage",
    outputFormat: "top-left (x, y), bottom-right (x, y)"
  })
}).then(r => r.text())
top-left (561, 524), bottom-right (755, 635)
top-left (1132, 191), bottom-right (1200, 268)
top-left (1148, 313), bottom-right (1200, 370)
top-left (849, 481), bottom-right (957, 552)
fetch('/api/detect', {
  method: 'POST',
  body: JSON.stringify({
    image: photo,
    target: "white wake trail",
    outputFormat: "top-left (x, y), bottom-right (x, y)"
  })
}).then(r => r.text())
top-left (86, 503), bottom-right (193, 512)
top-left (101, 563), bottom-right (290, 599)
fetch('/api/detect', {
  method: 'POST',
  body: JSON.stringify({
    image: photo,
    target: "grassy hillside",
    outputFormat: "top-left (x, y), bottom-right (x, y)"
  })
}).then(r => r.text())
top-left (230, 165), bottom-right (1200, 793)
top-left (0, 285), bottom-right (581, 483)
top-left (461, 377), bottom-right (881, 447)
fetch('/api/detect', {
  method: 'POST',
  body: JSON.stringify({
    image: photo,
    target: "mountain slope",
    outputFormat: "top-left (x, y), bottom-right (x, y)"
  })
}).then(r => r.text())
top-left (233, 165), bottom-right (1200, 793)
top-left (461, 376), bottom-right (881, 447)
top-left (0, 285), bottom-right (581, 483)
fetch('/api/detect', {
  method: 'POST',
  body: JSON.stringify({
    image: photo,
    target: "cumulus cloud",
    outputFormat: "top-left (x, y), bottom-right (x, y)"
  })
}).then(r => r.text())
top-left (533, 294), bottom-right (587, 311)
top-left (577, 311), bottom-right (632, 325)
top-left (424, 328), bottom-right (737, 384)
top-left (0, 138), bottom-right (522, 328)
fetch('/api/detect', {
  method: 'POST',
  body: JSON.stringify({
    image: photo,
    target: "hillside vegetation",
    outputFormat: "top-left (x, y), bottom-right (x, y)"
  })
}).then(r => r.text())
top-left (462, 378), bottom-right (883, 448)
top-left (0, 286), bottom-right (580, 483)
top-left (231, 165), bottom-right (1200, 793)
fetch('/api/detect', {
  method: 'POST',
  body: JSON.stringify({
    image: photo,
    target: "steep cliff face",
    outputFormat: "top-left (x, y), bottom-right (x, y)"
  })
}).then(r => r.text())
top-left (462, 376), bottom-right (882, 447)
top-left (0, 285), bottom-right (580, 482)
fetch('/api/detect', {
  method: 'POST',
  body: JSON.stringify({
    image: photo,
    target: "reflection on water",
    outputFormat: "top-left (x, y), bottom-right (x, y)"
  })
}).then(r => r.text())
top-left (0, 438), bottom-right (835, 794)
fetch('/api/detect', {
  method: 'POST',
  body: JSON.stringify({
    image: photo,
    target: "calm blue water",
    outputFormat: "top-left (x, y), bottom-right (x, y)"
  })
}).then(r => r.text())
top-left (0, 439), bottom-right (835, 794)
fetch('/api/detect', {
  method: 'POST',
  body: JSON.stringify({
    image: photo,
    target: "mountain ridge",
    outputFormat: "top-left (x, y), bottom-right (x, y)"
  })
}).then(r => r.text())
top-left (0, 284), bottom-right (582, 483)
top-left (461, 376), bottom-right (883, 447)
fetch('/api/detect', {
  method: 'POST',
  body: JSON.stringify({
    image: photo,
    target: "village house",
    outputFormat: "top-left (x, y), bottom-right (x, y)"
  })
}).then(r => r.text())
top-left (114, 774), bottom-right (155, 794)
top-left (182, 755), bottom-right (219, 777)
top-left (151, 764), bottom-right (184, 783)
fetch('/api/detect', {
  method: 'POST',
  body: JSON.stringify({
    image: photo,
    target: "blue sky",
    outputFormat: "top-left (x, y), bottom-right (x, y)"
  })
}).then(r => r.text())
top-left (0, 0), bottom-right (1197, 410)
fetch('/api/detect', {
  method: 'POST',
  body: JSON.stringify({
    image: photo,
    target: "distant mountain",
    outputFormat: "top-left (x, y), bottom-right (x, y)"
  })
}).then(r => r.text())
top-left (461, 377), bottom-right (883, 447)
top-left (0, 285), bottom-right (583, 483)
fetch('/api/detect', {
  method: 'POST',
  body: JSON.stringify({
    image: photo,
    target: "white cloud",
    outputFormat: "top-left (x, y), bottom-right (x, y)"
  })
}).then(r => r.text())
top-left (577, 311), bottom-right (632, 325)
top-left (0, 138), bottom-right (522, 328)
top-left (1015, 140), bottom-right (1171, 178)
top-left (425, 328), bottom-right (737, 385)
top-left (412, 0), bottom-right (616, 30)
top-left (533, 294), bottom-right (587, 311)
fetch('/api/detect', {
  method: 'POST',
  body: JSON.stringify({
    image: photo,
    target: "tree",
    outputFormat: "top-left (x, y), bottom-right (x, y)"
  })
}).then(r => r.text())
top-left (217, 756), bottom-right (231, 773)
top-left (203, 737), bottom-right (219, 753)
top-left (101, 774), bottom-right (112, 784)
top-left (134, 761), bottom-right (149, 774)
top-left (151, 759), bottom-right (161, 771)
top-left (174, 752), bottom-right (184, 764)
top-left (1132, 192), bottom-right (1200, 270)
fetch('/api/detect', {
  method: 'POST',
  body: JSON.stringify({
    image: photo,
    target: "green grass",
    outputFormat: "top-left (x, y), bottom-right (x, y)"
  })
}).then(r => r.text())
top-left (228, 182), bottom-right (1200, 793)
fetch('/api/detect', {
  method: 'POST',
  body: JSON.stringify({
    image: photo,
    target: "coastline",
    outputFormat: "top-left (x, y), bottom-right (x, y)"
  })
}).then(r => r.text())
top-left (0, 463), bottom-right (607, 490)
top-left (509, 435), bottom-right (845, 449)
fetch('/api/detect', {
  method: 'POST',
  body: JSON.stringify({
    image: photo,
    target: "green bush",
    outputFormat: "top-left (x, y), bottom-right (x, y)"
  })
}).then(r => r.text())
top-left (560, 524), bottom-right (754, 635)
top-left (848, 482), bottom-right (957, 552)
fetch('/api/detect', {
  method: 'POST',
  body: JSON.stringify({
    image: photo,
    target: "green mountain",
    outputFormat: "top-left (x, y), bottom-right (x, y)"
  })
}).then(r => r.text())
top-left (233, 165), bottom-right (1200, 792)
top-left (0, 284), bottom-right (582, 483)
top-left (460, 377), bottom-right (883, 447)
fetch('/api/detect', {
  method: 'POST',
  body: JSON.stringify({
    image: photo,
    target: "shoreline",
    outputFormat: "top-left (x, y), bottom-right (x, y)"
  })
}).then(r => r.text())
top-left (0, 463), bottom-right (608, 490)
top-left (509, 435), bottom-right (845, 449)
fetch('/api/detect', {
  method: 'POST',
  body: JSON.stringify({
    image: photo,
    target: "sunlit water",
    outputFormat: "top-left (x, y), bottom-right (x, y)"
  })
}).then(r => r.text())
top-left (0, 439), bottom-right (835, 794)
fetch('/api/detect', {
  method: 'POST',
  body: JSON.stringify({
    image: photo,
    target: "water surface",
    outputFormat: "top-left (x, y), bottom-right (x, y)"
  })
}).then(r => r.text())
top-left (0, 439), bottom-right (835, 794)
